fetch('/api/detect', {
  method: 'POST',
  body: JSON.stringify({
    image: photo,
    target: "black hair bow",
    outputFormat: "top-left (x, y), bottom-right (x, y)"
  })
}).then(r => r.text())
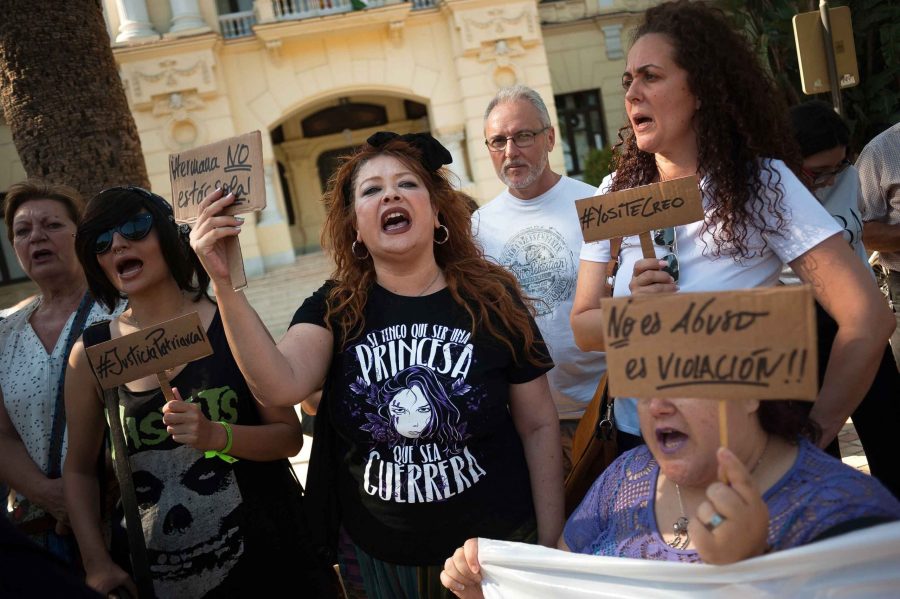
top-left (366, 131), bottom-right (453, 172)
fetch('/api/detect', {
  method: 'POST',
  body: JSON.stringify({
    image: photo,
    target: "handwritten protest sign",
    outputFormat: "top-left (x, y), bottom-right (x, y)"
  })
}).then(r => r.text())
top-left (170, 131), bottom-right (265, 222)
top-left (169, 131), bottom-right (266, 290)
top-left (85, 312), bottom-right (213, 392)
top-left (600, 286), bottom-right (817, 401)
top-left (575, 175), bottom-right (703, 257)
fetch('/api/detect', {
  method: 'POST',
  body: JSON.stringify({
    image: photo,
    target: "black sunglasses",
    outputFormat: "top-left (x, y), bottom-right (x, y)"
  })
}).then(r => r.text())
top-left (653, 227), bottom-right (679, 282)
top-left (94, 213), bottom-right (154, 254)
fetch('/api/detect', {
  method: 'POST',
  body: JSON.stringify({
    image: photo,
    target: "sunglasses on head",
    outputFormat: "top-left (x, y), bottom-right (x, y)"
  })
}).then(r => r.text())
top-left (653, 227), bottom-right (679, 282)
top-left (94, 213), bottom-right (154, 254)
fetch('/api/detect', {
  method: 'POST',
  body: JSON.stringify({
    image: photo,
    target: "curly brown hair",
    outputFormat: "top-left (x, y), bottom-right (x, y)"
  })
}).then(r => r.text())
top-left (321, 137), bottom-right (547, 365)
top-left (612, 0), bottom-right (801, 260)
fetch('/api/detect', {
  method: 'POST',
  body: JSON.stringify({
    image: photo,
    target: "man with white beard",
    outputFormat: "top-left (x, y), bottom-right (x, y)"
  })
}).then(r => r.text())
top-left (473, 85), bottom-right (606, 472)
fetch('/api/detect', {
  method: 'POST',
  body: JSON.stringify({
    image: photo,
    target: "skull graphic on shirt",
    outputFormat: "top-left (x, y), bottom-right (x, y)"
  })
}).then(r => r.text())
top-left (129, 444), bottom-right (244, 598)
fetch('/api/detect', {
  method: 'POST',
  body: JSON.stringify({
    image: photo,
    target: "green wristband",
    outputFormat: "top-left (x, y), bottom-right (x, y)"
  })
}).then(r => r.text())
top-left (205, 420), bottom-right (238, 463)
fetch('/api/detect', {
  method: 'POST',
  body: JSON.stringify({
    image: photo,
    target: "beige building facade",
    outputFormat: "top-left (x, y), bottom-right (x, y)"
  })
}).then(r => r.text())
top-left (0, 0), bottom-right (656, 283)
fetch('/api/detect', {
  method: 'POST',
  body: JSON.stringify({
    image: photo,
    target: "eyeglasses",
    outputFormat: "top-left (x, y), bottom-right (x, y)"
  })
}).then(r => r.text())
top-left (485, 127), bottom-right (550, 152)
top-left (94, 213), bottom-right (154, 254)
top-left (801, 158), bottom-right (850, 186)
top-left (653, 227), bottom-right (679, 283)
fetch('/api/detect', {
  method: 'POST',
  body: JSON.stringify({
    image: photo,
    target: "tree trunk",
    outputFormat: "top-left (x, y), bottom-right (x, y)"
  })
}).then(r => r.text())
top-left (0, 0), bottom-right (149, 199)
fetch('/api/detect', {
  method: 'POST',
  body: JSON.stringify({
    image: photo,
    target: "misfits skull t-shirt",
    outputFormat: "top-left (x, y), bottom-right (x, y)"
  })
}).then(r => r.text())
top-left (84, 312), bottom-right (328, 598)
top-left (292, 282), bottom-right (551, 565)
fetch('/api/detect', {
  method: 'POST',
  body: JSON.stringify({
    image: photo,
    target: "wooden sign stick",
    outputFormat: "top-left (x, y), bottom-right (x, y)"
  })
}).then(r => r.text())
top-left (639, 231), bottom-right (656, 260)
top-left (156, 370), bottom-right (178, 403)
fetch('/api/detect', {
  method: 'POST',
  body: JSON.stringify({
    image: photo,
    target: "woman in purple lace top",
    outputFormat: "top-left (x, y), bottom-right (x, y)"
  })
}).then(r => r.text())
top-left (440, 396), bottom-right (900, 596)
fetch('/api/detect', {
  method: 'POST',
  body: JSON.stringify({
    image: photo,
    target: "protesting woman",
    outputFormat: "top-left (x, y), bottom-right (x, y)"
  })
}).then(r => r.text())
top-left (0, 180), bottom-right (117, 561)
top-left (440, 394), bottom-right (900, 596)
top-left (569, 0), bottom-right (893, 451)
top-left (64, 187), bottom-right (332, 597)
top-left (189, 132), bottom-right (564, 598)
top-left (788, 100), bottom-right (900, 499)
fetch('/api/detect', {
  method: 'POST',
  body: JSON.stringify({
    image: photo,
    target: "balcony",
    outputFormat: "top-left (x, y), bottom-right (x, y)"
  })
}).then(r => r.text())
top-left (219, 0), bottom-right (438, 40)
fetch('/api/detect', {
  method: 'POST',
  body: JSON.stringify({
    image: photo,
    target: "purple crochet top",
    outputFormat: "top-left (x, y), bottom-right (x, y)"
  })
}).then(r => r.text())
top-left (564, 439), bottom-right (900, 562)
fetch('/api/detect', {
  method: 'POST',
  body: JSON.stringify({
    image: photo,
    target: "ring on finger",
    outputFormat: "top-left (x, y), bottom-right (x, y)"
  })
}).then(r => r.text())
top-left (704, 511), bottom-right (726, 531)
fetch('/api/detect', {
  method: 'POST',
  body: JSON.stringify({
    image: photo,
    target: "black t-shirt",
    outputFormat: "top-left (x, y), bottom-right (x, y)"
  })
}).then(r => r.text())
top-left (292, 282), bottom-right (552, 565)
top-left (84, 311), bottom-right (330, 598)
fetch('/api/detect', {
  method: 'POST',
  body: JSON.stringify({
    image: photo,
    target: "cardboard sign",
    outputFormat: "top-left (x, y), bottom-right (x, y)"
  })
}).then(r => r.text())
top-left (169, 130), bottom-right (266, 223)
top-left (793, 6), bottom-right (859, 95)
top-left (575, 175), bottom-right (703, 243)
top-left (599, 286), bottom-right (817, 401)
top-left (85, 312), bottom-right (214, 389)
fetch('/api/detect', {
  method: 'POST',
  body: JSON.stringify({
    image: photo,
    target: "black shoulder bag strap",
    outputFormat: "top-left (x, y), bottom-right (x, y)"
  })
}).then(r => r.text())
top-left (83, 321), bottom-right (155, 599)
top-left (46, 292), bottom-right (94, 479)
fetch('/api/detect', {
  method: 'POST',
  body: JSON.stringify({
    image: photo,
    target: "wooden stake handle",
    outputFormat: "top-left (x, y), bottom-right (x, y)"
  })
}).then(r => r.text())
top-left (639, 231), bottom-right (656, 259)
top-left (157, 371), bottom-right (177, 403)
top-left (718, 399), bottom-right (729, 483)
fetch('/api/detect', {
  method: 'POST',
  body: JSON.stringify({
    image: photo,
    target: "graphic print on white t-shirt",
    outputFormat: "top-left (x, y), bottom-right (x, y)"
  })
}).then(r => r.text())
top-left (350, 323), bottom-right (487, 504)
top-left (498, 226), bottom-right (576, 316)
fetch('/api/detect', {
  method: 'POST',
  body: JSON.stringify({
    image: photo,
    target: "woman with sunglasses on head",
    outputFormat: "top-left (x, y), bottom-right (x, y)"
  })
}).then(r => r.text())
top-left (189, 133), bottom-right (564, 598)
top-left (0, 179), bottom-right (122, 563)
top-left (570, 1), bottom-right (892, 453)
top-left (63, 187), bottom-right (334, 598)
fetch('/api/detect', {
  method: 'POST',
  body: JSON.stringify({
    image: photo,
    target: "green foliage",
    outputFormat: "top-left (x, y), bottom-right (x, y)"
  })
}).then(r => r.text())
top-left (715, 0), bottom-right (900, 151)
top-left (582, 146), bottom-right (615, 187)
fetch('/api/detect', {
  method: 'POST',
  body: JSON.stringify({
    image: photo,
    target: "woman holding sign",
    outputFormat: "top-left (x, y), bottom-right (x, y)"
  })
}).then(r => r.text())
top-left (63, 187), bottom-right (333, 598)
top-left (440, 396), bottom-right (900, 596)
top-left (189, 133), bottom-right (564, 599)
top-left (570, 1), bottom-right (893, 450)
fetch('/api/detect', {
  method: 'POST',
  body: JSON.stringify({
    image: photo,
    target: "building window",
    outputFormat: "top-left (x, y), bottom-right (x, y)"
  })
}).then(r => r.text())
top-left (554, 90), bottom-right (608, 178)
top-left (301, 100), bottom-right (388, 138)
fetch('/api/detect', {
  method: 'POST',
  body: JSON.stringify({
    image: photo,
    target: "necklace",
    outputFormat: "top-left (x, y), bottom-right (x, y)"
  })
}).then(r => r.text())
top-left (667, 436), bottom-right (770, 549)
top-left (417, 269), bottom-right (442, 297)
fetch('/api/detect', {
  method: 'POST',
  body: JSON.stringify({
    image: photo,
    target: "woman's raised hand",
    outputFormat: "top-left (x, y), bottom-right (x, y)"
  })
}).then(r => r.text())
top-left (441, 538), bottom-right (485, 598)
top-left (188, 188), bottom-right (244, 289)
top-left (629, 258), bottom-right (678, 295)
top-left (690, 447), bottom-right (769, 564)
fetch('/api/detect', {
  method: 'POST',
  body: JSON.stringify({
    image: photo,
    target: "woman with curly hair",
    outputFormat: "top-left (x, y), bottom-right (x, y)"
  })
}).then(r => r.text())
top-left (189, 132), bottom-right (564, 598)
top-left (570, 1), bottom-right (892, 451)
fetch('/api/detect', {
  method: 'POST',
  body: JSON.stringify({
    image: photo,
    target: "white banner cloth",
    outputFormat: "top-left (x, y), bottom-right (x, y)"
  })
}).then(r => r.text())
top-left (478, 521), bottom-right (900, 598)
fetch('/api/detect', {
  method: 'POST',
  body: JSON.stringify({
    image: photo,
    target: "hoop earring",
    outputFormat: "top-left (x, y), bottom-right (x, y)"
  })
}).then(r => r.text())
top-left (352, 240), bottom-right (370, 260)
top-left (434, 224), bottom-right (450, 245)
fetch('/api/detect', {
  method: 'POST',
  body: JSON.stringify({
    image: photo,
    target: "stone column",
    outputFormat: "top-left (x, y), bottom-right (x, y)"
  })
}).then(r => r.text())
top-left (114, 0), bottom-right (160, 43)
top-left (257, 162), bottom-right (296, 269)
top-left (258, 164), bottom-right (285, 225)
top-left (168, 0), bottom-right (211, 36)
top-left (436, 130), bottom-right (473, 188)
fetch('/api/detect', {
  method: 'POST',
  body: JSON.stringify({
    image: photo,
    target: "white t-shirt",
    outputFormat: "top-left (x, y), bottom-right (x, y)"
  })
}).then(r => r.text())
top-left (0, 296), bottom-right (122, 501)
top-left (580, 159), bottom-right (841, 434)
top-left (473, 176), bottom-right (606, 420)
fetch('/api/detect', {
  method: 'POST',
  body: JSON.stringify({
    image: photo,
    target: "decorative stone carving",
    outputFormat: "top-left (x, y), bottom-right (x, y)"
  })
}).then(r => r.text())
top-left (389, 20), bottom-right (404, 46)
top-left (120, 50), bottom-right (218, 108)
top-left (453, 3), bottom-right (540, 55)
top-left (153, 92), bottom-right (207, 151)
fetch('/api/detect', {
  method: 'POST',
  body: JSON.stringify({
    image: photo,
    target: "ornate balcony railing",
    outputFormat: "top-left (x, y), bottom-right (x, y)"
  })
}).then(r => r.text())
top-left (219, 0), bottom-right (438, 40)
top-left (219, 10), bottom-right (257, 39)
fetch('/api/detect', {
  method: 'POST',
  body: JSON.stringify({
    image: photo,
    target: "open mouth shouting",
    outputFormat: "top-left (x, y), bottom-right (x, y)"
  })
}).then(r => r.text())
top-left (31, 248), bottom-right (55, 264)
top-left (631, 112), bottom-right (654, 132)
top-left (114, 256), bottom-right (144, 280)
top-left (656, 427), bottom-right (688, 455)
top-left (381, 208), bottom-right (411, 234)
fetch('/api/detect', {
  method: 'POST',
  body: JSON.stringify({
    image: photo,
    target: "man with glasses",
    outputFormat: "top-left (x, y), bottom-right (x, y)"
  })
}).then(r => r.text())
top-left (473, 85), bottom-right (605, 472)
top-left (857, 122), bottom-right (900, 370)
